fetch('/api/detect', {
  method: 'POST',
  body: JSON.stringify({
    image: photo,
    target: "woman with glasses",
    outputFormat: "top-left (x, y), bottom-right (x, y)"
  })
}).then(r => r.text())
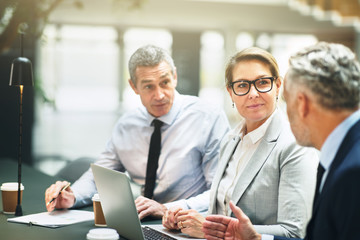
top-left (162, 47), bottom-right (318, 238)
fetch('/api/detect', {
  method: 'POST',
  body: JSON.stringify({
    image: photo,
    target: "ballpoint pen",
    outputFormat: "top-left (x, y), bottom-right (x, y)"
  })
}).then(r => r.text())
top-left (46, 182), bottom-right (71, 206)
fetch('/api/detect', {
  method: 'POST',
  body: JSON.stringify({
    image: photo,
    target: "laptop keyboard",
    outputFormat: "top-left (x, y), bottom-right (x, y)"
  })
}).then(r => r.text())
top-left (142, 226), bottom-right (177, 240)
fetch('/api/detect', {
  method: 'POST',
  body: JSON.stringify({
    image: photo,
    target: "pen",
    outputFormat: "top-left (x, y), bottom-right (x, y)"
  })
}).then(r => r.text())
top-left (46, 182), bottom-right (71, 206)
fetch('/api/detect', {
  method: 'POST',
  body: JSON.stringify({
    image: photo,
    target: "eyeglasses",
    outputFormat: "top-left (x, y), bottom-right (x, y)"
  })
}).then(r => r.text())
top-left (230, 77), bottom-right (277, 96)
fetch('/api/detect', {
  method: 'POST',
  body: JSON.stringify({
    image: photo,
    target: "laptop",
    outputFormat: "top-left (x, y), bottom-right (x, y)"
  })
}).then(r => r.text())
top-left (91, 164), bottom-right (201, 240)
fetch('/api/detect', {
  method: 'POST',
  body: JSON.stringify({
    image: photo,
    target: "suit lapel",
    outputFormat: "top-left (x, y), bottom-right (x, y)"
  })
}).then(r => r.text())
top-left (230, 111), bottom-right (282, 205)
top-left (208, 136), bottom-right (241, 214)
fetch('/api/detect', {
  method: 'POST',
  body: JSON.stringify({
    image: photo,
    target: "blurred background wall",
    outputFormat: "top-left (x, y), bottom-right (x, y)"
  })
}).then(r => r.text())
top-left (1, 0), bottom-right (360, 176)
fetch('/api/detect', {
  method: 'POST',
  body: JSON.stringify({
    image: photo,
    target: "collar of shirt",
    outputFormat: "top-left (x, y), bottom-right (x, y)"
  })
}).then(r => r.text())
top-left (143, 91), bottom-right (182, 127)
top-left (229, 108), bottom-right (278, 145)
top-left (320, 108), bottom-right (360, 172)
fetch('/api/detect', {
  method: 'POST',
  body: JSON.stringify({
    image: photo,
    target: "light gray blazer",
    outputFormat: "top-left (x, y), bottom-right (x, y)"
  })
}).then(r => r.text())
top-left (208, 110), bottom-right (318, 238)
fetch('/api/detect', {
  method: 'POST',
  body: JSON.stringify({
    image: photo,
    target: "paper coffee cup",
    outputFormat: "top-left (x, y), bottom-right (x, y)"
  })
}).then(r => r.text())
top-left (87, 228), bottom-right (119, 240)
top-left (1, 182), bottom-right (24, 214)
top-left (92, 193), bottom-right (106, 227)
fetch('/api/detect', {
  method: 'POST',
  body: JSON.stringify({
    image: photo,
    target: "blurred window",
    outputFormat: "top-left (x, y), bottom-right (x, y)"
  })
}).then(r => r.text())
top-left (34, 24), bottom-right (120, 173)
top-left (199, 31), bottom-right (225, 109)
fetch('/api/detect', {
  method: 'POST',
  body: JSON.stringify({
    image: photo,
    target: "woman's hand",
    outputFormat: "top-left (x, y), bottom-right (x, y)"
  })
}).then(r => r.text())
top-left (162, 206), bottom-right (183, 230)
top-left (176, 209), bottom-right (206, 238)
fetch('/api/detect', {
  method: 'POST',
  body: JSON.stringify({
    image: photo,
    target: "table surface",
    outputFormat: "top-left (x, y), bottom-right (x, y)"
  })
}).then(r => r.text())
top-left (0, 159), bottom-right (159, 240)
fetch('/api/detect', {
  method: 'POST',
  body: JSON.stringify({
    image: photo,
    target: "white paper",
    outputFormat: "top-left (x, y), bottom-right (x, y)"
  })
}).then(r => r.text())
top-left (7, 209), bottom-right (94, 228)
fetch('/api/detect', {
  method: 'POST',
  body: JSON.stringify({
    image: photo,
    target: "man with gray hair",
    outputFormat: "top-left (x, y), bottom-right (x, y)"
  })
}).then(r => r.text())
top-left (202, 42), bottom-right (360, 240)
top-left (45, 45), bottom-right (230, 220)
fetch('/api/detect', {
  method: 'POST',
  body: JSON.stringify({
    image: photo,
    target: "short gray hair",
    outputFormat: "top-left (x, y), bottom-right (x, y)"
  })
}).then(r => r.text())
top-left (128, 45), bottom-right (176, 85)
top-left (287, 42), bottom-right (360, 110)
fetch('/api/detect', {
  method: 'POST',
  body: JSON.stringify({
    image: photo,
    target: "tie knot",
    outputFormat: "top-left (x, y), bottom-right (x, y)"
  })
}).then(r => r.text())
top-left (152, 119), bottom-right (163, 129)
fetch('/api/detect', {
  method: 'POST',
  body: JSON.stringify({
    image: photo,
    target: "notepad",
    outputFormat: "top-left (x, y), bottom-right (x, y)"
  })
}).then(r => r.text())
top-left (7, 209), bottom-right (94, 228)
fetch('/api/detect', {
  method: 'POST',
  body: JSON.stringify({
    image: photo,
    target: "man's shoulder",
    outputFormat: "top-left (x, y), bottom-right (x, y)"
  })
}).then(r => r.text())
top-left (345, 118), bottom-right (360, 142)
top-left (180, 94), bottom-right (224, 115)
top-left (338, 136), bottom-right (360, 170)
top-left (334, 119), bottom-right (360, 167)
top-left (114, 107), bottom-right (147, 127)
top-left (265, 110), bottom-right (293, 143)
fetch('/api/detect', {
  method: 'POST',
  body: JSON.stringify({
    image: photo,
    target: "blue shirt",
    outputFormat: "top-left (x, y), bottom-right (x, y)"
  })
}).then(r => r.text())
top-left (72, 91), bottom-right (230, 209)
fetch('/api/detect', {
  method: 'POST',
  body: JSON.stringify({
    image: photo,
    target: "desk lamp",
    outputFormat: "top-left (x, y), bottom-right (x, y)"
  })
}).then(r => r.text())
top-left (9, 24), bottom-right (34, 216)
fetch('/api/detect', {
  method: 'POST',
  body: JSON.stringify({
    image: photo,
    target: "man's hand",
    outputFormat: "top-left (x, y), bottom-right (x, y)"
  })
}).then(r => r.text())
top-left (202, 201), bottom-right (261, 240)
top-left (135, 196), bottom-right (167, 220)
top-left (45, 181), bottom-right (75, 212)
top-left (162, 206), bottom-right (183, 230)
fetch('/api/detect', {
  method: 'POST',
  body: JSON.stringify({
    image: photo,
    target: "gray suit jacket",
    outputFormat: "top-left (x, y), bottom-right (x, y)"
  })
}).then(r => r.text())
top-left (208, 110), bottom-right (318, 238)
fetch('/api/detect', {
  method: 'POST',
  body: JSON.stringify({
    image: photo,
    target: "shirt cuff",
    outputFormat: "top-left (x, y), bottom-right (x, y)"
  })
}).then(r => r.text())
top-left (262, 234), bottom-right (274, 240)
top-left (163, 199), bottom-right (189, 210)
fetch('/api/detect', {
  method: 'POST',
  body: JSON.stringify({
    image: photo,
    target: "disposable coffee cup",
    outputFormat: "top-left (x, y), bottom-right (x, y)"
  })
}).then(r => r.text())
top-left (1, 182), bottom-right (24, 214)
top-left (92, 193), bottom-right (106, 227)
top-left (87, 228), bottom-right (119, 240)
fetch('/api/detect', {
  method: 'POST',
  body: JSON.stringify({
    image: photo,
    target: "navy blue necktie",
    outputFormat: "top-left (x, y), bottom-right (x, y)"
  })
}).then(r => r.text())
top-left (314, 163), bottom-right (325, 204)
top-left (144, 119), bottom-right (163, 199)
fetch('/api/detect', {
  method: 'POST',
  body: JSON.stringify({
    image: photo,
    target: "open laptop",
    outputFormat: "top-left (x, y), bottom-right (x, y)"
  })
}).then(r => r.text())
top-left (91, 164), bottom-right (202, 240)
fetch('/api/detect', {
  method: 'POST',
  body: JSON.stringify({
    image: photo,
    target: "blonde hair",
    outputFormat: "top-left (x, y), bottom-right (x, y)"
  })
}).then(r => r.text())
top-left (225, 47), bottom-right (280, 87)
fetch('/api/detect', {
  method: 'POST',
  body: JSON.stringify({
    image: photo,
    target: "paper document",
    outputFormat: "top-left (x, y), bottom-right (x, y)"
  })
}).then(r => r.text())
top-left (7, 209), bottom-right (94, 228)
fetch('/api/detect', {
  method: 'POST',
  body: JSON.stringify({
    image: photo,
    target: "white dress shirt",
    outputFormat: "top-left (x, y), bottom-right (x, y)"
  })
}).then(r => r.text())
top-left (216, 110), bottom-right (276, 216)
top-left (71, 91), bottom-right (230, 210)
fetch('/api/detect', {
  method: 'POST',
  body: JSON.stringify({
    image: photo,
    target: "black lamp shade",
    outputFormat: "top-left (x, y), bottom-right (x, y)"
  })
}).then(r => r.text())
top-left (9, 57), bottom-right (34, 86)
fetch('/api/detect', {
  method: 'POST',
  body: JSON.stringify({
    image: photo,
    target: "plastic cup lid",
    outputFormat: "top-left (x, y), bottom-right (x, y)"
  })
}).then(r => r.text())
top-left (86, 228), bottom-right (119, 240)
top-left (92, 193), bottom-right (100, 201)
top-left (1, 182), bottom-right (24, 191)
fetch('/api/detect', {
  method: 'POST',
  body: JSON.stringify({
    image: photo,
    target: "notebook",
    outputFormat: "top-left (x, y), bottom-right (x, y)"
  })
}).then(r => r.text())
top-left (91, 164), bottom-right (201, 240)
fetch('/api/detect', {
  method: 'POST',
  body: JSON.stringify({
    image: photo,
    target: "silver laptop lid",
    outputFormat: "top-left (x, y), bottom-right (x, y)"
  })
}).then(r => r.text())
top-left (91, 164), bottom-right (144, 240)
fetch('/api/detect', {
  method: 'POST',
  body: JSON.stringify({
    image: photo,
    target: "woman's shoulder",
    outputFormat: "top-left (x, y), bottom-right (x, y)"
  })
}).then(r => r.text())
top-left (268, 110), bottom-right (319, 163)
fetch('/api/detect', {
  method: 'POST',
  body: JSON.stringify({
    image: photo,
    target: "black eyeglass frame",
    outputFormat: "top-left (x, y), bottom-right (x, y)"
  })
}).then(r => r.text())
top-left (230, 76), bottom-right (277, 96)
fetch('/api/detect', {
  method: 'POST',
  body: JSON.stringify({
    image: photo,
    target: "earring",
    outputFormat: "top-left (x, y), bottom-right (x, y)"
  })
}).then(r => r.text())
top-left (232, 102), bottom-right (235, 108)
top-left (276, 95), bottom-right (279, 101)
